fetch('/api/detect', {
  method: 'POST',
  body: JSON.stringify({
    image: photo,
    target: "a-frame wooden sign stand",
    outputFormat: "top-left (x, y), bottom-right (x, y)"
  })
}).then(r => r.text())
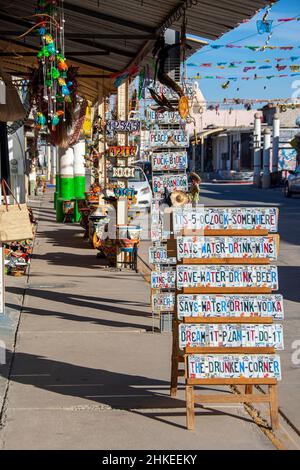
top-left (168, 214), bottom-right (283, 431)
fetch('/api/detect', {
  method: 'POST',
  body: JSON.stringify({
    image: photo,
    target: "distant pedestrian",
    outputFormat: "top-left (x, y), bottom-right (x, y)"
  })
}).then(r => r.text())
top-left (189, 172), bottom-right (201, 206)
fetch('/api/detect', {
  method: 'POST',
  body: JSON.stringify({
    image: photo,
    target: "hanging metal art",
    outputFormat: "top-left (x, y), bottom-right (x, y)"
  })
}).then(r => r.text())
top-left (29, 0), bottom-right (78, 145)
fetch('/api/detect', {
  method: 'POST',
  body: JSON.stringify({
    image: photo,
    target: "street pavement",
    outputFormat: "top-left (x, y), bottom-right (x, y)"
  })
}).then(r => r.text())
top-left (0, 186), bottom-right (299, 449)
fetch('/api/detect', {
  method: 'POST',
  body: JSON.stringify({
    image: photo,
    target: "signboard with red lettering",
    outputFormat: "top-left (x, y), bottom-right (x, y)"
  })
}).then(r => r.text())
top-left (188, 354), bottom-right (282, 380)
top-left (173, 207), bottom-right (278, 233)
top-left (108, 146), bottom-right (137, 157)
top-left (179, 324), bottom-right (284, 350)
top-left (177, 236), bottom-right (278, 260)
top-left (176, 265), bottom-right (278, 289)
top-left (177, 294), bottom-right (284, 319)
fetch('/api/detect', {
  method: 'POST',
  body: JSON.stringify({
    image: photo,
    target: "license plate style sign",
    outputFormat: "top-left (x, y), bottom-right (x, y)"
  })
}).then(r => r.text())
top-left (177, 236), bottom-right (278, 260)
top-left (149, 247), bottom-right (176, 265)
top-left (145, 82), bottom-right (194, 100)
top-left (179, 324), bottom-right (284, 350)
top-left (176, 265), bottom-right (278, 289)
top-left (146, 110), bottom-right (182, 124)
top-left (106, 120), bottom-right (140, 132)
top-left (151, 270), bottom-right (176, 289)
top-left (152, 152), bottom-right (188, 171)
top-left (152, 293), bottom-right (175, 312)
top-left (149, 130), bottom-right (189, 148)
top-left (177, 294), bottom-right (284, 319)
top-left (108, 146), bottom-right (137, 157)
top-left (188, 354), bottom-right (281, 380)
top-left (112, 167), bottom-right (135, 178)
top-left (173, 207), bottom-right (278, 233)
top-left (153, 174), bottom-right (188, 194)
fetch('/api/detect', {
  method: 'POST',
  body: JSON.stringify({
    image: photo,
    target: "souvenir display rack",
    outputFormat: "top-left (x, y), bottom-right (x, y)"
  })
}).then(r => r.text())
top-left (167, 206), bottom-right (283, 430)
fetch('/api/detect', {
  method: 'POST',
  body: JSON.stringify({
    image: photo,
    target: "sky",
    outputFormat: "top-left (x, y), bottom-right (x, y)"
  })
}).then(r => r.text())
top-left (187, 0), bottom-right (300, 105)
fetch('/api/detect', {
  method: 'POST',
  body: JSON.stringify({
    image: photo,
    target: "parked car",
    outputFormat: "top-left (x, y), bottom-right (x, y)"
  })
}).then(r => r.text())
top-left (284, 164), bottom-right (300, 197)
top-left (108, 167), bottom-right (152, 211)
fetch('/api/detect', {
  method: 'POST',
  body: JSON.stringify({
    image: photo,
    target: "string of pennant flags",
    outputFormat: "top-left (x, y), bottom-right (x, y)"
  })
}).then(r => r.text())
top-left (207, 44), bottom-right (300, 52)
top-left (187, 58), bottom-right (300, 72)
top-left (192, 72), bottom-right (300, 81)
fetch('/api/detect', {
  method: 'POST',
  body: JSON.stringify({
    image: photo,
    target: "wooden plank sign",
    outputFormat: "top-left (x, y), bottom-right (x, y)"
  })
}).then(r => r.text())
top-left (108, 146), bottom-right (136, 157)
top-left (179, 324), bottom-right (284, 350)
top-left (187, 354), bottom-right (282, 380)
top-left (151, 270), bottom-right (176, 289)
top-left (149, 130), bottom-right (189, 148)
top-left (106, 120), bottom-right (140, 132)
top-left (177, 265), bottom-right (278, 290)
top-left (152, 292), bottom-right (175, 312)
top-left (153, 174), bottom-right (188, 194)
top-left (149, 246), bottom-right (176, 265)
top-left (177, 236), bottom-right (278, 260)
top-left (173, 207), bottom-right (278, 233)
top-left (177, 294), bottom-right (284, 319)
top-left (152, 152), bottom-right (188, 171)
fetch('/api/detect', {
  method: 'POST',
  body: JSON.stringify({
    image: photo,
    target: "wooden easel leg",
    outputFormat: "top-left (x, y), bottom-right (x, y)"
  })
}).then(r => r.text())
top-left (170, 321), bottom-right (179, 397)
top-left (269, 384), bottom-right (279, 430)
top-left (186, 385), bottom-right (195, 430)
top-left (245, 385), bottom-right (253, 394)
top-left (170, 353), bottom-right (179, 397)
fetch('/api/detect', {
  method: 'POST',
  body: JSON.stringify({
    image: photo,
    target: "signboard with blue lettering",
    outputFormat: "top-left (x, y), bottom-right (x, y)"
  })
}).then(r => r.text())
top-left (149, 246), bottom-right (176, 265)
top-left (179, 324), bottom-right (284, 350)
top-left (152, 152), bottom-right (188, 171)
top-left (149, 130), bottom-right (189, 148)
top-left (177, 235), bottom-right (278, 260)
top-left (173, 207), bottom-right (278, 233)
top-left (177, 294), bottom-right (284, 319)
top-left (188, 354), bottom-right (282, 380)
top-left (177, 265), bottom-right (278, 289)
top-left (151, 270), bottom-right (176, 289)
top-left (152, 292), bottom-right (175, 312)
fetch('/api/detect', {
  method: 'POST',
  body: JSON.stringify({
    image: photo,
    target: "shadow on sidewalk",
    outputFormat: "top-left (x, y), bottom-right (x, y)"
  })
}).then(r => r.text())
top-left (0, 350), bottom-right (254, 430)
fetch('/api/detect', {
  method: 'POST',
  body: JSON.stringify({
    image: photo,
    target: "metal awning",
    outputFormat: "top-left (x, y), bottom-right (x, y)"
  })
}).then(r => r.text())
top-left (191, 127), bottom-right (225, 143)
top-left (0, 0), bottom-right (271, 101)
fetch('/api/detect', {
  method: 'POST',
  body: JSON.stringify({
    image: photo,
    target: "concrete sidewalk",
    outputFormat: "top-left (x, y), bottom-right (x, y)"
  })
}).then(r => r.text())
top-left (0, 189), bottom-right (290, 449)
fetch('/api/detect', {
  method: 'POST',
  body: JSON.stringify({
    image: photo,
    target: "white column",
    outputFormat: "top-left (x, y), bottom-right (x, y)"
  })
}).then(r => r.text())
top-left (262, 128), bottom-right (271, 189)
top-left (73, 141), bottom-right (85, 177)
top-left (59, 147), bottom-right (74, 177)
top-left (253, 112), bottom-right (262, 186)
top-left (272, 113), bottom-right (280, 173)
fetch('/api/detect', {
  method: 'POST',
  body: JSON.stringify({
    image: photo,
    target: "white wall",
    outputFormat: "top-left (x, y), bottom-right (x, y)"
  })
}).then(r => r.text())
top-left (8, 127), bottom-right (26, 203)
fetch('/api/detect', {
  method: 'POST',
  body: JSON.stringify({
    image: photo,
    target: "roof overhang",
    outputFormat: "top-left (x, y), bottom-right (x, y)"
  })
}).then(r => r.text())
top-left (0, 0), bottom-right (272, 101)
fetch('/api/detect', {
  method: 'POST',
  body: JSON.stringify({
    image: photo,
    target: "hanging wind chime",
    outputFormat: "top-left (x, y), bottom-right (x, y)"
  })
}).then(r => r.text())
top-left (30, 0), bottom-right (78, 145)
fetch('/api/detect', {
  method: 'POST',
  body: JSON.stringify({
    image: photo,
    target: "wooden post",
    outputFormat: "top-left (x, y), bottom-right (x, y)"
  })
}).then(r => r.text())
top-left (186, 385), bottom-right (195, 431)
top-left (170, 320), bottom-right (179, 397)
top-left (269, 384), bottom-right (279, 429)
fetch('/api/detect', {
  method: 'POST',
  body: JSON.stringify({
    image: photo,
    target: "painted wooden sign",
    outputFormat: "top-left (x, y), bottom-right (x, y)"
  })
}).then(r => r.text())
top-left (149, 130), bottom-right (189, 148)
top-left (152, 152), bottom-right (188, 171)
top-left (153, 174), bottom-right (188, 194)
top-left (176, 265), bottom-right (278, 289)
top-left (106, 120), bottom-right (140, 132)
top-left (173, 207), bottom-right (278, 233)
top-left (179, 324), bottom-right (284, 350)
top-left (176, 236), bottom-right (278, 260)
top-left (152, 292), bottom-right (175, 312)
top-left (112, 167), bottom-right (135, 178)
top-left (177, 294), bottom-right (284, 319)
top-left (188, 354), bottom-right (281, 380)
top-left (146, 109), bottom-right (182, 124)
top-left (108, 146), bottom-right (137, 157)
top-left (149, 246), bottom-right (176, 265)
top-left (151, 270), bottom-right (176, 289)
